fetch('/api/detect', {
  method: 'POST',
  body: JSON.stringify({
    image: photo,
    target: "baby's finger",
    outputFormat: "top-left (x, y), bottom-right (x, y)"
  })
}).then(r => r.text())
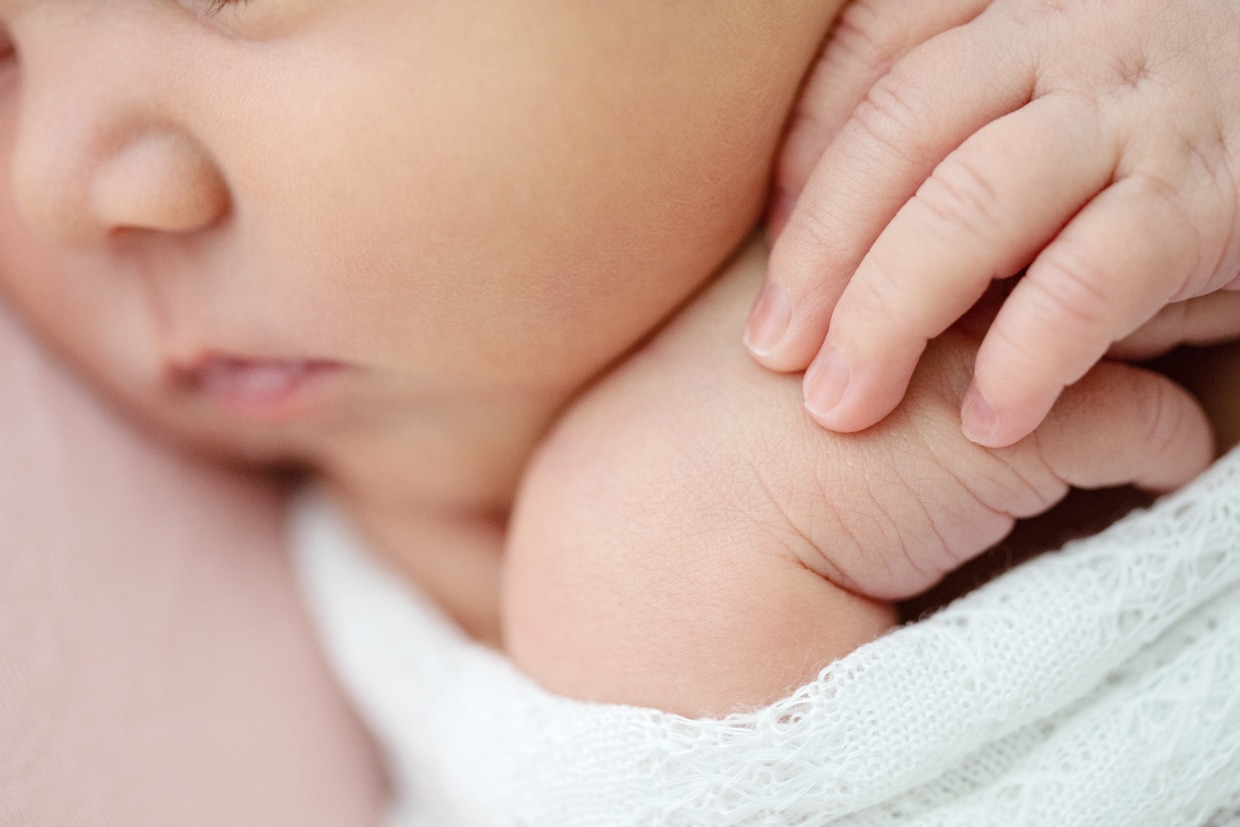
top-left (1112, 291), bottom-right (1240, 360)
top-left (803, 96), bottom-right (1112, 432)
top-left (770, 0), bottom-right (990, 237)
top-left (753, 22), bottom-right (1037, 372)
top-left (968, 173), bottom-right (1203, 447)
top-left (1031, 359), bottom-right (1212, 493)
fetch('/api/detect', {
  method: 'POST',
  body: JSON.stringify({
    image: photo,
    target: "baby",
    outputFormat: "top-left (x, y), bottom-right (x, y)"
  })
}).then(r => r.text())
top-left (0, 0), bottom-right (1223, 740)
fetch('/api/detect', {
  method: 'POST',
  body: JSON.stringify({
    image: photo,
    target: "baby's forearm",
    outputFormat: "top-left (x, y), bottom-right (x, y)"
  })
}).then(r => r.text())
top-left (503, 240), bottom-right (1214, 718)
top-left (503, 244), bottom-right (898, 716)
top-left (505, 508), bottom-right (897, 717)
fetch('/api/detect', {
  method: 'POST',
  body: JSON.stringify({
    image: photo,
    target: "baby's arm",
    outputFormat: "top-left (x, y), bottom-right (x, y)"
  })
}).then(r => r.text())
top-left (503, 240), bottom-right (1211, 718)
top-left (748, 0), bottom-right (1240, 447)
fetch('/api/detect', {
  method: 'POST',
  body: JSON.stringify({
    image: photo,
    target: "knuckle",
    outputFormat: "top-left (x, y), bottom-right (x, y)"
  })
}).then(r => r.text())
top-left (1128, 168), bottom-right (1194, 223)
top-left (829, 0), bottom-right (905, 75)
top-left (1174, 129), bottom-right (1239, 291)
top-left (1125, 170), bottom-right (1207, 290)
top-left (1027, 240), bottom-right (1115, 329)
top-left (849, 73), bottom-right (937, 164)
top-left (910, 156), bottom-right (1005, 249)
top-left (783, 198), bottom-right (852, 289)
top-left (844, 255), bottom-right (905, 325)
top-left (984, 317), bottom-right (1054, 390)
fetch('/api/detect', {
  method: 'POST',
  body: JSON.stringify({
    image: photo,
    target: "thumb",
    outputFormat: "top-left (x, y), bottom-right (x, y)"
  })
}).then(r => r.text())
top-left (1111, 291), bottom-right (1240, 361)
top-left (1031, 360), bottom-right (1214, 494)
top-left (770, 0), bottom-right (990, 237)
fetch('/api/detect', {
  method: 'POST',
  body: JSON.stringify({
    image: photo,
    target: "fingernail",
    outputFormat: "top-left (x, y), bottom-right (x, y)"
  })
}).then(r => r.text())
top-left (744, 283), bottom-right (793, 357)
top-left (804, 346), bottom-right (850, 422)
top-left (961, 382), bottom-right (999, 445)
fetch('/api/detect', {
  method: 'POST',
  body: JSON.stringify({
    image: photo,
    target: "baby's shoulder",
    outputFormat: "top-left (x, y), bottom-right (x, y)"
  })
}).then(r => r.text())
top-left (514, 239), bottom-right (818, 539)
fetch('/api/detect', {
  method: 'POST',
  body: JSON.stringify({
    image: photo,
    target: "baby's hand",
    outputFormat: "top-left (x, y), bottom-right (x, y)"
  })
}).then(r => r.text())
top-left (506, 242), bottom-right (1212, 717)
top-left (748, 0), bottom-right (1240, 447)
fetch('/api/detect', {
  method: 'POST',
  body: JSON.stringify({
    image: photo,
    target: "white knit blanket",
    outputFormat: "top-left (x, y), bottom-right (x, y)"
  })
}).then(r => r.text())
top-left (293, 447), bottom-right (1240, 827)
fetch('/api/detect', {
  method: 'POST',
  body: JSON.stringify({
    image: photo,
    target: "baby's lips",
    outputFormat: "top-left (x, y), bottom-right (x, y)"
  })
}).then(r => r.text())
top-left (174, 355), bottom-right (344, 421)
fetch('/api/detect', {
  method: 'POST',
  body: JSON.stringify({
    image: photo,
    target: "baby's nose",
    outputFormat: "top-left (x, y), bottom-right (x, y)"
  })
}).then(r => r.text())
top-left (8, 21), bottom-right (228, 246)
top-left (86, 131), bottom-right (229, 240)
top-left (13, 112), bottom-right (230, 247)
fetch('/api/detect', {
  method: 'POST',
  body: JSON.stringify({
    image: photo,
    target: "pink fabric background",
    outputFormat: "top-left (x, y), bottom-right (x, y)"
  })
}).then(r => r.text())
top-left (0, 300), bottom-right (387, 825)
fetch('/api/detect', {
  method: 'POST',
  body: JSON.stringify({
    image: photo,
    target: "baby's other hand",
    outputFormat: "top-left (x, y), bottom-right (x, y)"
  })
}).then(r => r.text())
top-left (748, 0), bottom-right (1240, 447)
top-left (507, 242), bottom-right (1212, 717)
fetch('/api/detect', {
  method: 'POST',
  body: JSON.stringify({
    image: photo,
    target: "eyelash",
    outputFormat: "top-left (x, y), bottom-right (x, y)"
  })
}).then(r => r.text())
top-left (203, 0), bottom-right (245, 14)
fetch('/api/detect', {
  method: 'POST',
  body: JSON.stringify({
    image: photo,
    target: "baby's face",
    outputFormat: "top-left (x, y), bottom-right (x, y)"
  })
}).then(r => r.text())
top-left (0, 0), bottom-right (836, 474)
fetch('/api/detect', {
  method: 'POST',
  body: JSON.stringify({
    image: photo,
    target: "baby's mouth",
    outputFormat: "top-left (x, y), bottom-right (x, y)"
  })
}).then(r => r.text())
top-left (174, 355), bottom-right (344, 420)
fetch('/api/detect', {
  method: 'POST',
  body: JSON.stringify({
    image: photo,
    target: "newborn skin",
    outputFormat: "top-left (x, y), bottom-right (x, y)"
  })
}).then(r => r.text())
top-left (504, 240), bottom-right (1212, 717)
top-left (0, 0), bottom-right (841, 644)
top-left (756, 0), bottom-right (1240, 447)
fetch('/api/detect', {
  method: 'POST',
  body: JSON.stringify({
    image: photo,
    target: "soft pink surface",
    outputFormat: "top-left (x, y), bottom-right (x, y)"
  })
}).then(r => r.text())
top-left (0, 299), bottom-right (386, 826)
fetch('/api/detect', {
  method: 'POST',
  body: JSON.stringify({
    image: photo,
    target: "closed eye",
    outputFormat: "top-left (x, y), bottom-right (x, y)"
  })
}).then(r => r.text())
top-left (204, 0), bottom-right (246, 14)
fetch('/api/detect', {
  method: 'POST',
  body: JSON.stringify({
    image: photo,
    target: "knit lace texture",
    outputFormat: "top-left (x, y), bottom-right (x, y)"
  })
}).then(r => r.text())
top-left (294, 448), bottom-right (1240, 826)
